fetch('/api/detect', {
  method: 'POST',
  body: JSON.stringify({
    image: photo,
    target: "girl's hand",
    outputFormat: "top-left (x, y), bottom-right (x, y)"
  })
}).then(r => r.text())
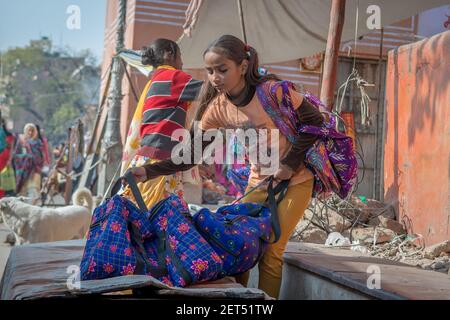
top-left (273, 164), bottom-right (294, 182)
top-left (124, 166), bottom-right (148, 184)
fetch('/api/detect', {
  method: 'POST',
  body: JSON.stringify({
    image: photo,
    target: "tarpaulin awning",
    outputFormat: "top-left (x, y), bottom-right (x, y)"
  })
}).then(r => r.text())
top-left (178, 0), bottom-right (450, 68)
top-left (118, 49), bottom-right (153, 76)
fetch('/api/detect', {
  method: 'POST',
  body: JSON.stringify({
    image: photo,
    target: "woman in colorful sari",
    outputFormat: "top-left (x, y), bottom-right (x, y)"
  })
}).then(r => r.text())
top-left (121, 38), bottom-right (203, 209)
top-left (0, 120), bottom-right (16, 198)
top-left (12, 123), bottom-right (45, 201)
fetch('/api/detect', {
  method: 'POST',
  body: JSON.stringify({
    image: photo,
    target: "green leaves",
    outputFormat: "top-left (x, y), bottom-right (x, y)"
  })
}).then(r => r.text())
top-left (0, 38), bottom-right (100, 144)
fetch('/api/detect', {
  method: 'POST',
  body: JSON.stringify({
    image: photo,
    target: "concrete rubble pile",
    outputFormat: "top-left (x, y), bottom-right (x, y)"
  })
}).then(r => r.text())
top-left (291, 196), bottom-right (450, 275)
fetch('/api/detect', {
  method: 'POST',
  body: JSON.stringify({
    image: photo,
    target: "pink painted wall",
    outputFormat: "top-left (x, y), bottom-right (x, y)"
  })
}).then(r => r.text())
top-left (384, 30), bottom-right (450, 245)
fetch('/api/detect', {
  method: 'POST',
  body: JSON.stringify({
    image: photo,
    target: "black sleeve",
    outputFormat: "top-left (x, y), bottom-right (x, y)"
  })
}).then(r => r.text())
top-left (143, 128), bottom-right (214, 180)
top-left (280, 98), bottom-right (324, 171)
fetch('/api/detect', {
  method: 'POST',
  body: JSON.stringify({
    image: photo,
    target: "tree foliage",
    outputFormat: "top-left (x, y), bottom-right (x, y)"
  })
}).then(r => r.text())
top-left (0, 37), bottom-right (100, 145)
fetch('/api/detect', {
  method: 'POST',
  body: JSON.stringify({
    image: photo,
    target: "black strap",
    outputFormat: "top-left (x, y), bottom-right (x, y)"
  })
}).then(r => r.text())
top-left (266, 177), bottom-right (290, 244)
top-left (129, 222), bottom-right (168, 278)
top-left (111, 170), bottom-right (148, 212)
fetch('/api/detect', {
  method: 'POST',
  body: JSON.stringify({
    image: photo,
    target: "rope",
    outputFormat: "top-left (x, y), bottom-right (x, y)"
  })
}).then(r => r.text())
top-left (120, 58), bottom-right (139, 103)
top-left (335, 0), bottom-right (375, 126)
top-left (101, 162), bottom-right (122, 204)
top-left (59, 157), bottom-right (103, 181)
top-left (335, 69), bottom-right (375, 126)
top-left (353, 1), bottom-right (359, 70)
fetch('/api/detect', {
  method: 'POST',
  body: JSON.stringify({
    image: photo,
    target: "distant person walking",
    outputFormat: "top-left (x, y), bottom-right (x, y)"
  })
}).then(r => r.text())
top-left (12, 123), bottom-right (45, 201)
top-left (0, 119), bottom-right (16, 198)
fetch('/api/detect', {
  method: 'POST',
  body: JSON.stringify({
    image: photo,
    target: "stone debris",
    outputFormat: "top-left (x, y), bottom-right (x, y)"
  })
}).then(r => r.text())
top-left (298, 228), bottom-right (328, 244)
top-left (423, 240), bottom-right (450, 259)
top-left (325, 232), bottom-right (351, 246)
top-left (292, 196), bottom-right (402, 245)
top-left (350, 227), bottom-right (396, 245)
top-left (290, 196), bottom-right (450, 275)
top-left (368, 216), bottom-right (406, 235)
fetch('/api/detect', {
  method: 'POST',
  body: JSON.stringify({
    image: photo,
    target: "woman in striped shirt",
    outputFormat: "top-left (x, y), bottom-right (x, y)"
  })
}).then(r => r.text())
top-left (121, 38), bottom-right (203, 209)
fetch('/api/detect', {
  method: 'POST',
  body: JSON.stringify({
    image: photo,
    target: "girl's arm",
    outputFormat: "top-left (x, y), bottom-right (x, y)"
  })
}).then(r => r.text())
top-left (280, 98), bottom-right (324, 171)
top-left (174, 70), bottom-right (204, 102)
top-left (142, 128), bottom-right (215, 180)
top-left (179, 78), bottom-right (204, 102)
top-left (139, 94), bottom-right (225, 182)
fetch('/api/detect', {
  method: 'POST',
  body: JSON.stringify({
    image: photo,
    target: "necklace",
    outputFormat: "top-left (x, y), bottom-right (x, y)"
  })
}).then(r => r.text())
top-left (226, 82), bottom-right (256, 107)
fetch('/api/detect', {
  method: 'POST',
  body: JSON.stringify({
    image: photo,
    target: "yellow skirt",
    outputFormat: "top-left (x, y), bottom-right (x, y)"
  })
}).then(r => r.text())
top-left (120, 155), bottom-right (184, 210)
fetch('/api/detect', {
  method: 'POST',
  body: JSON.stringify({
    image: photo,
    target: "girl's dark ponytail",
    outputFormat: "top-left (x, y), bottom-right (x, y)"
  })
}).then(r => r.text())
top-left (141, 38), bottom-right (179, 68)
top-left (141, 46), bottom-right (156, 66)
top-left (245, 46), bottom-right (263, 85)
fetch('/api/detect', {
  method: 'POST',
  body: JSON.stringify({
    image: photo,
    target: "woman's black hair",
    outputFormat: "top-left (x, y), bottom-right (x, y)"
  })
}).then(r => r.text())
top-left (1, 121), bottom-right (12, 136)
top-left (195, 35), bottom-right (280, 122)
top-left (141, 38), bottom-right (180, 68)
top-left (35, 124), bottom-right (43, 141)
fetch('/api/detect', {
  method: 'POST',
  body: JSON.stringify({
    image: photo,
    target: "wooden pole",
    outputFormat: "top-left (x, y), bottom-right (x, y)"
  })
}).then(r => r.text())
top-left (64, 127), bottom-right (74, 205)
top-left (374, 28), bottom-right (385, 201)
top-left (320, 0), bottom-right (346, 110)
top-left (237, 0), bottom-right (247, 43)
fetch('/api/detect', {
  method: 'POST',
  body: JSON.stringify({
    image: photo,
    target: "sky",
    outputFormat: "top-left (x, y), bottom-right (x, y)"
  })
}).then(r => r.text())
top-left (417, 4), bottom-right (450, 37)
top-left (0, 0), bottom-right (107, 62)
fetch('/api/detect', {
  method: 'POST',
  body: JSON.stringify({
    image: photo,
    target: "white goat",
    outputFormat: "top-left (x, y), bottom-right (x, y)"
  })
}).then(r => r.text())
top-left (0, 188), bottom-right (94, 245)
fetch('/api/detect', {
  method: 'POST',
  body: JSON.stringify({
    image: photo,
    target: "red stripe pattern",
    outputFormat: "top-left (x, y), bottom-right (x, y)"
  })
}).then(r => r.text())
top-left (139, 67), bottom-right (196, 159)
